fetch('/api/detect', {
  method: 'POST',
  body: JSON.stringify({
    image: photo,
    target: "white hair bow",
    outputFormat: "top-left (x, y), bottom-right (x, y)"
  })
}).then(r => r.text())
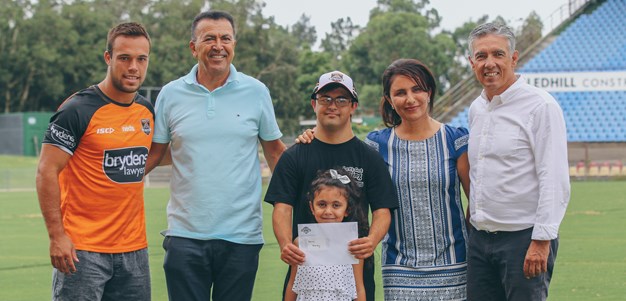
top-left (330, 169), bottom-right (351, 184)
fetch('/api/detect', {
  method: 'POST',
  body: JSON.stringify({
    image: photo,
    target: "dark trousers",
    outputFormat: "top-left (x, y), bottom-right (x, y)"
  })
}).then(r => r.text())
top-left (282, 255), bottom-right (376, 301)
top-left (163, 236), bottom-right (262, 301)
top-left (467, 226), bottom-right (558, 301)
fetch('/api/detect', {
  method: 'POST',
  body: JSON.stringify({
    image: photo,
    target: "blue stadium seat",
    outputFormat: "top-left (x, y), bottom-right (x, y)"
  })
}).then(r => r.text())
top-left (513, 0), bottom-right (626, 142)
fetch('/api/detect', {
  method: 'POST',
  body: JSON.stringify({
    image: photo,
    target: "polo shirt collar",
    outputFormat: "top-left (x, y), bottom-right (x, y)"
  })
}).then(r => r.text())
top-left (182, 64), bottom-right (240, 87)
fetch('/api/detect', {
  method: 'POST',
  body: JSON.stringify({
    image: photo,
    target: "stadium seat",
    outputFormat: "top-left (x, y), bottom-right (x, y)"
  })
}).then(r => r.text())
top-left (514, 0), bottom-right (626, 143)
top-left (567, 132), bottom-right (578, 141)
top-left (598, 162), bottom-right (611, 177)
top-left (609, 161), bottom-right (622, 177)
top-left (588, 162), bottom-right (600, 177)
top-left (569, 166), bottom-right (579, 177)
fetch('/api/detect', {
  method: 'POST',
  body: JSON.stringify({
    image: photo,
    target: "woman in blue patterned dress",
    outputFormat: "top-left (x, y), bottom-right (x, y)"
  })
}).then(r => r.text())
top-left (365, 59), bottom-right (470, 300)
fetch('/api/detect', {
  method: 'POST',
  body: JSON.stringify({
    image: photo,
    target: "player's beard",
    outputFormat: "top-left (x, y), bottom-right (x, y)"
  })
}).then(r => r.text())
top-left (111, 73), bottom-right (143, 94)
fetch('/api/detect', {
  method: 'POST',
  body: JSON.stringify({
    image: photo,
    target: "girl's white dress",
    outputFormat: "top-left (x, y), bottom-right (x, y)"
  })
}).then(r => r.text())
top-left (292, 264), bottom-right (357, 301)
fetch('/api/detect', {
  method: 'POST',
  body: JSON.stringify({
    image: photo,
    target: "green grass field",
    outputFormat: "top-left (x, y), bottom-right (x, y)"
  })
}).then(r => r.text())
top-left (1, 160), bottom-right (624, 300)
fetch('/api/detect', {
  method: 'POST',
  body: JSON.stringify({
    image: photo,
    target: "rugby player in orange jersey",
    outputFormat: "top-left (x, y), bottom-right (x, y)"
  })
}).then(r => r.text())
top-left (36, 22), bottom-right (153, 301)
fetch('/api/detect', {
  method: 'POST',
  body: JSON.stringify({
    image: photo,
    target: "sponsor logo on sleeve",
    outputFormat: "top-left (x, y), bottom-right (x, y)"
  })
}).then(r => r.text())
top-left (49, 123), bottom-right (77, 149)
top-left (141, 119), bottom-right (151, 135)
top-left (102, 146), bottom-right (149, 183)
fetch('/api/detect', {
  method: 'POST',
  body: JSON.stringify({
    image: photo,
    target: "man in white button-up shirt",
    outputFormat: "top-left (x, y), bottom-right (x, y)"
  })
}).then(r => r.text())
top-left (465, 23), bottom-right (570, 301)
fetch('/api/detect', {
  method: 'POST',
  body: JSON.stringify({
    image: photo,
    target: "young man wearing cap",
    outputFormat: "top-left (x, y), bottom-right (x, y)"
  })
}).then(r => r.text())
top-left (264, 71), bottom-right (398, 301)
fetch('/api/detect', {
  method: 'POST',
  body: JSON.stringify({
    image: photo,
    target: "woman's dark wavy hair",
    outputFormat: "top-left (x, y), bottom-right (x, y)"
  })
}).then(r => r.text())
top-left (306, 168), bottom-right (369, 238)
top-left (380, 58), bottom-right (437, 128)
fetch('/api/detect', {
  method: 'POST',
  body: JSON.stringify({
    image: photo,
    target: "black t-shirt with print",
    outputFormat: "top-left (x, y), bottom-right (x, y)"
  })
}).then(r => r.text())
top-left (265, 136), bottom-right (398, 301)
top-left (265, 136), bottom-right (398, 236)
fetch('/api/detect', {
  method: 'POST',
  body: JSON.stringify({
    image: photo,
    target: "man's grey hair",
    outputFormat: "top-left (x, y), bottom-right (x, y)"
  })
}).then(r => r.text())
top-left (468, 22), bottom-right (516, 57)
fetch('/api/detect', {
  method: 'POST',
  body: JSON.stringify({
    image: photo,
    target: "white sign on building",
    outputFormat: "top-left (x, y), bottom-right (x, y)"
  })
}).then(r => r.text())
top-left (521, 71), bottom-right (626, 92)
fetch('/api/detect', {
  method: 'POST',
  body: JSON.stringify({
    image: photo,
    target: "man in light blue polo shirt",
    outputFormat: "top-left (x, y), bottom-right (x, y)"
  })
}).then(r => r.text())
top-left (146, 10), bottom-right (286, 301)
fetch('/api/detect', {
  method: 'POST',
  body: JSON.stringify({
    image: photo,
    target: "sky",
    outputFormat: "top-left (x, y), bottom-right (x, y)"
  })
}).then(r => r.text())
top-left (262, 0), bottom-right (571, 45)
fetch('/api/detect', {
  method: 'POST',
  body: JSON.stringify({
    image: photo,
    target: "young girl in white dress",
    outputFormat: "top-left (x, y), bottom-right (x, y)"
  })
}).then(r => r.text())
top-left (285, 168), bottom-right (368, 301)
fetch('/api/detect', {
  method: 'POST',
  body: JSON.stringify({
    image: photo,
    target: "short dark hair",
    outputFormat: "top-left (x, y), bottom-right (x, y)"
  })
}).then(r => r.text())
top-left (380, 59), bottom-right (437, 128)
top-left (191, 10), bottom-right (236, 41)
top-left (307, 168), bottom-right (369, 238)
top-left (106, 22), bottom-right (151, 55)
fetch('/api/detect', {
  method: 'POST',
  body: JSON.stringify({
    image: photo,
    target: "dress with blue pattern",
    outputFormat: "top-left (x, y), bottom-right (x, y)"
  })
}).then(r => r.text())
top-left (365, 125), bottom-right (469, 301)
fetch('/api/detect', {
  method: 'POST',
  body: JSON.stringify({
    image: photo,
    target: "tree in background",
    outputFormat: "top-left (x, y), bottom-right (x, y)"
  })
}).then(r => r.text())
top-left (141, 0), bottom-right (205, 87)
top-left (0, 0), bottom-right (30, 113)
top-left (516, 11), bottom-right (543, 55)
top-left (220, 0), bottom-right (307, 134)
top-left (320, 17), bottom-right (360, 64)
top-left (0, 0), bottom-right (549, 135)
top-left (295, 50), bottom-right (335, 120)
top-left (356, 84), bottom-right (383, 116)
top-left (291, 14), bottom-right (317, 50)
top-left (342, 0), bottom-right (457, 111)
top-left (448, 16), bottom-right (490, 85)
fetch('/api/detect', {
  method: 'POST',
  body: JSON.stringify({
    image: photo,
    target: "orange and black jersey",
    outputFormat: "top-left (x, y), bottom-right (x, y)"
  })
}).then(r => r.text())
top-left (43, 85), bottom-right (154, 253)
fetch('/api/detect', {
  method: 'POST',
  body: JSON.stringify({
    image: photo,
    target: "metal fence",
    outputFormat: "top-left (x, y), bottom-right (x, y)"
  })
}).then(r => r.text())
top-left (0, 167), bottom-right (37, 191)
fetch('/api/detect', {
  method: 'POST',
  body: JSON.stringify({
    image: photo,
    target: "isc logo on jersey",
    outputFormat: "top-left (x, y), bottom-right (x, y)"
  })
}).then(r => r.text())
top-left (102, 147), bottom-right (149, 183)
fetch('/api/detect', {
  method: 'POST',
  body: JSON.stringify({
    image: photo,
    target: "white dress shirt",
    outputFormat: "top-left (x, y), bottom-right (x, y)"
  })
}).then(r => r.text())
top-left (468, 75), bottom-right (570, 240)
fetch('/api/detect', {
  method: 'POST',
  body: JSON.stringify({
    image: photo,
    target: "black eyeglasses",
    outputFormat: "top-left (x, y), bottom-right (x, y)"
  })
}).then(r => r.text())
top-left (316, 96), bottom-right (353, 107)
